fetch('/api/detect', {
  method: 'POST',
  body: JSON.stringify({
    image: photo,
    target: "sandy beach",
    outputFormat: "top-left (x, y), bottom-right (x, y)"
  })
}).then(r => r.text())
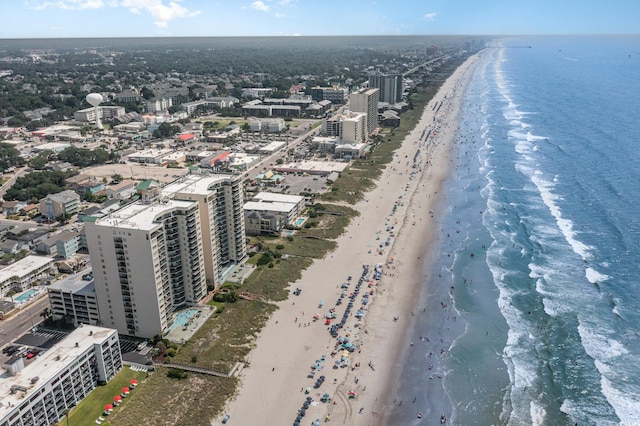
top-left (221, 53), bottom-right (480, 426)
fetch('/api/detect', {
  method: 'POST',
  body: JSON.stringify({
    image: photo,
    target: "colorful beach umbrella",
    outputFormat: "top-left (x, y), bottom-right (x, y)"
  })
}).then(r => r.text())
top-left (113, 395), bottom-right (122, 402)
top-left (104, 404), bottom-right (113, 411)
top-left (122, 387), bottom-right (130, 394)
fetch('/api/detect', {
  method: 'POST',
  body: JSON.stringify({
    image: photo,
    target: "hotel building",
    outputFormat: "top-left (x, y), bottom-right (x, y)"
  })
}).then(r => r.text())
top-left (368, 72), bottom-right (403, 104)
top-left (0, 325), bottom-right (121, 426)
top-left (84, 172), bottom-right (246, 338)
top-left (349, 88), bottom-right (379, 135)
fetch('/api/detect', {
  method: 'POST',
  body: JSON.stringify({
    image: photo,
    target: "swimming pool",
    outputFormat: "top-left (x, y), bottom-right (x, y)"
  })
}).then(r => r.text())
top-left (294, 217), bottom-right (307, 226)
top-left (169, 308), bottom-right (201, 332)
top-left (15, 288), bottom-right (38, 302)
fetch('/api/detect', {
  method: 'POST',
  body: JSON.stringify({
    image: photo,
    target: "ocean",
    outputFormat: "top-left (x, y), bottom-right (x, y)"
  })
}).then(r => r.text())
top-left (389, 36), bottom-right (640, 425)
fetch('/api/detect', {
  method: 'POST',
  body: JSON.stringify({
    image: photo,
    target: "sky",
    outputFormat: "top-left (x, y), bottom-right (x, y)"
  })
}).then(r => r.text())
top-left (1, 0), bottom-right (639, 39)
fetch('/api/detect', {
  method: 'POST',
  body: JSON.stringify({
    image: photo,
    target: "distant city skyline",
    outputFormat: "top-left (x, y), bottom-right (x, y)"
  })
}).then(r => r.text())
top-left (2, 0), bottom-right (639, 39)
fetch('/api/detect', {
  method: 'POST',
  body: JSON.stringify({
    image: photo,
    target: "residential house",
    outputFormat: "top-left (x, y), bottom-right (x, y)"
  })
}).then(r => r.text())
top-left (39, 190), bottom-right (81, 220)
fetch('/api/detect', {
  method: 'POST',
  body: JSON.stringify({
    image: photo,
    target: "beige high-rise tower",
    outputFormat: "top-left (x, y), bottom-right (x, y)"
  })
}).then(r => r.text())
top-left (349, 87), bottom-right (379, 136)
top-left (84, 173), bottom-right (246, 338)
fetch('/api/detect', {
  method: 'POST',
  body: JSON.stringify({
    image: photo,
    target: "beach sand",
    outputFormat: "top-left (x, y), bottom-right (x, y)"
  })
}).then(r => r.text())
top-left (220, 53), bottom-right (481, 426)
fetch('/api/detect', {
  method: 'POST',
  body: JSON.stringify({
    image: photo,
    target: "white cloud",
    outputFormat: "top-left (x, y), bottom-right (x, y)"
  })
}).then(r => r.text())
top-left (278, 0), bottom-right (294, 5)
top-left (422, 12), bottom-right (437, 21)
top-left (28, 0), bottom-right (200, 27)
top-left (28, 0), bottom-right (105, 10)
top-left (250, 0), bottom-right (269, 12)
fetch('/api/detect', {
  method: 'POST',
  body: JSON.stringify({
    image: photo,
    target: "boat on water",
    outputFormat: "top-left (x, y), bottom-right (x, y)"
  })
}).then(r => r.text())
top-left (417, 412), bottom-right (423, 419)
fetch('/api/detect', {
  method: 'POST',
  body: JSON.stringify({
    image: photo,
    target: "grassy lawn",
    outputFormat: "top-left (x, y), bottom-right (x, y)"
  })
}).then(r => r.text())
top-left (63, 368), bottom-right (147, 425)
top-left (105, 371), bottom-right (237, 426)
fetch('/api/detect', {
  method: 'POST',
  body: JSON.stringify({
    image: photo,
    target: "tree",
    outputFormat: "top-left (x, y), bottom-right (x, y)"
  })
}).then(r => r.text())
top-left (140, 86), bottom-right (155, 100)
top-left (56, 212), bottom-right (71, 225)
top-left (111, 173), bottom-right (123, 183)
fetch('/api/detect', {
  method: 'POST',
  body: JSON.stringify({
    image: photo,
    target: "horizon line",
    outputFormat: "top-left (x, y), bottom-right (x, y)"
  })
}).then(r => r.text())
top-left (1, 33), bottom-right (639, 41)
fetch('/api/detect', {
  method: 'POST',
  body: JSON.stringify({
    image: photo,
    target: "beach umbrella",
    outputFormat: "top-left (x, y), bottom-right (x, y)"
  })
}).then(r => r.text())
top-left (104, 404), bottom-right (113, 411)
top-left (113, 395), bottom-right (122, 402)
top-left (122, 387), bottom-right (130, 394)
top-left (130, 379), bottom-right (138, 385)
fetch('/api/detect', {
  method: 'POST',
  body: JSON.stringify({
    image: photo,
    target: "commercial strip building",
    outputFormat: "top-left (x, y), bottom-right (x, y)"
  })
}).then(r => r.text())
top-left (0, 325), bottom-right (121, 426)
top-left (274, 160), bottom-right (349, 176)
top-left (0, 256), bottom-right (54, 297)
top-left (84, 172), bottom-right (246, 338)
top-left (47, 270), bottom-right (100, 326)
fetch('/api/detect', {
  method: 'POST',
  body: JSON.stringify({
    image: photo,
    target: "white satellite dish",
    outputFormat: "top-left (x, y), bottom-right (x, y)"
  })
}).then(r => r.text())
top-left (86, 93), bottom-right (104, 130)
top-left (86, 93), bottom-right (103, 107)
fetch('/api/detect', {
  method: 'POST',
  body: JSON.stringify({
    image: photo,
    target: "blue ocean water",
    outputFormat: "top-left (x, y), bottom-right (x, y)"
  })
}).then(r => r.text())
top-left (389, 36), bottom-right (640, 425)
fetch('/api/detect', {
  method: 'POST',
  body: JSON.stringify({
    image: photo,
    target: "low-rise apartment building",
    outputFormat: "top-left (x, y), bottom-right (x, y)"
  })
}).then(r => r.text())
top-left (0, 325), bottom-right (121, 426)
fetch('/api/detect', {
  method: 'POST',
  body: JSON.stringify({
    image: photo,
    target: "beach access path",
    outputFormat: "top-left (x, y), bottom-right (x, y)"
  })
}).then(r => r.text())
top-left (219, 53), bottom-right (481, 426)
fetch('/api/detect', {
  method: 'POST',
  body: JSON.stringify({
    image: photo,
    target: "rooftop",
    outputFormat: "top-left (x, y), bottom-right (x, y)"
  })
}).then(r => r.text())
top-left (0, 255), bottom-right (52, 282)
top-left (48, 268), bottom-right (95, 296)
top-left (0, 325), bottom-right (116, 419)
top-left (161, 173), bottom-right (233, 197)
top-left (95, 198), bottom-right (195, 231)
top-left (253, 192), bottom-right (304, 205)
top-left (244, 201), bottom-right (297, 214)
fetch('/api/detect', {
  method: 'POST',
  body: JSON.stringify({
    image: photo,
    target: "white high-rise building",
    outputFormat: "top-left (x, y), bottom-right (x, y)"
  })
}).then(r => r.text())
top-left (84, 173), bottom-right (246, 338)
top-left (0, 325), bottom-right (121, 426)
top-left (322, 111), bottom-right (367, 144)
top-left (349, 88), bottom-right (379, 135)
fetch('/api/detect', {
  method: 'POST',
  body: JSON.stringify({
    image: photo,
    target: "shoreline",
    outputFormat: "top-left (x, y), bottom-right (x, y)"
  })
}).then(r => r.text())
top-left (221, 53), bottom-right (481, 426)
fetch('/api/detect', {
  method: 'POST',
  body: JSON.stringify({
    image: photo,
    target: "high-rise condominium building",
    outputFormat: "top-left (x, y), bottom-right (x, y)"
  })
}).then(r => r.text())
top-left (349, 88), bottom-right (379, 135)
top-left (84, 173), bottom-right (246, 338)
top-left (368, 72), bottom-right (403, 104)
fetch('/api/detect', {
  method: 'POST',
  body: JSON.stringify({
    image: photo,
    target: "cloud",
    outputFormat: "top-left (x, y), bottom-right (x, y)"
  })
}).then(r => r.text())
top-left (120, 0), bottom-right (200, 28)
top-left (250, 1), bottom-right (269, 12)
top-left (28, 0), bottom-right (200, 27)
top-left (278, 0), bottom-right (294, 5)
top-left (422, 12), bottom-right (437, 21)
top-left (28, 0), bottom-right (106, 10)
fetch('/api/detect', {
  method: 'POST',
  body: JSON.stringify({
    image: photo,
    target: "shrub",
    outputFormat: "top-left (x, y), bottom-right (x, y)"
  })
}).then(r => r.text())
top-left (276, 244), bottom-right (285, 250)
top-left (257, 253), bottom-right (273, 266)
top-left (268, 262), bottom-right (275, 268)
top-left (167, 369), bottom-right (188, 379)
top-left (191, 355), bottom-right (198, 363)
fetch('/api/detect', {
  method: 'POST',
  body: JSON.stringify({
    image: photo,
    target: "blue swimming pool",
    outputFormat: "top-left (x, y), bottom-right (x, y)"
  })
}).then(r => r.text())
top-left (169, 308), bottom-right (201, 332)
top-left (294, 217), bottom-right (307, 226)
top-left (15, 288), bottom-right (38, 302)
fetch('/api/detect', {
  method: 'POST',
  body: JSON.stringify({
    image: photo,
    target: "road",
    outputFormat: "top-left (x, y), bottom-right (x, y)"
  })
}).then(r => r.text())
top-left (246, 122), bottom-right (321, 180)
top-left (0, 166), bottom-right (28, 201)
top-left (0, 295), bottom-right (48, 354)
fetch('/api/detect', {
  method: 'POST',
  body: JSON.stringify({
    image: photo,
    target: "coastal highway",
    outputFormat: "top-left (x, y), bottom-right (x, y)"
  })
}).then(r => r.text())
top-left (0, 295), bottom-right (47, 354)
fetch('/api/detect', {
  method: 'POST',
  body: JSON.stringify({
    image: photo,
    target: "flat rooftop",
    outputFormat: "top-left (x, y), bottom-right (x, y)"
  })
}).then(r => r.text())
top-left (275, 160), bottom-right (349, 174)
top-left (254, 192), bottom-right (304, 205)
top-left (244, 201), bottom-right (296, 214)
top-left (48, 269), bottom-right (95, 296)
top-left (0, 325), bottom-right (116, 419)
top-left (95, 198), bottom-right (195, 231)
top-left (161, 173), bottom-right (233, 197)
top-left (0, 256), bottom-right (52, 282)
